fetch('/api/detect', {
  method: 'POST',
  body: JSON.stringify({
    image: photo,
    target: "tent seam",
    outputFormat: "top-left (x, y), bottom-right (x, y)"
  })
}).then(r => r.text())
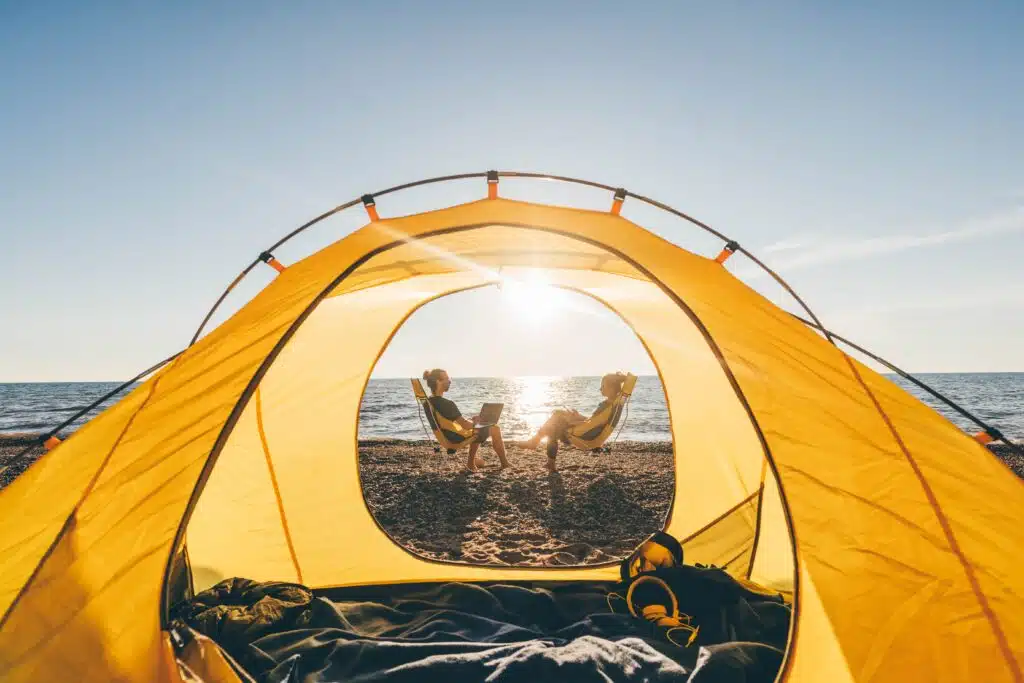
top-left (0, 360), bottom-right (175, 631)
top-left (722, 545), bottom-right (753, 572)
top-left (255, 387), bottom-right (304, 584)
top-left (679, 490), bottom-right (760, 545)
top-left (2, 542), bottom-right (168, 670)
top-left (746, 460), bottom-right (768, 579)
top-left (839, 355), bottom-right (1023, 683)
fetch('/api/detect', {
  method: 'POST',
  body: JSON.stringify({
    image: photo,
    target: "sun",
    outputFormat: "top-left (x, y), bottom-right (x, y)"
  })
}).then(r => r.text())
top-left (498, 270), bottom-right (562, 324)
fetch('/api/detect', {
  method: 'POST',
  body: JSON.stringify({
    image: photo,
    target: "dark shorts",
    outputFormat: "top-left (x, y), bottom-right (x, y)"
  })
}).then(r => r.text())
top-left (442, 426), bottom-right (491, 446)
top-left (576, 424), bottom-right (605, 442)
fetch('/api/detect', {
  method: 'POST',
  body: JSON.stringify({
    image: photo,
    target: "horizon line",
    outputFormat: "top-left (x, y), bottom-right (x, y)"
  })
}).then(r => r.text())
top-left (3, 370), bottom-right (1024, 385)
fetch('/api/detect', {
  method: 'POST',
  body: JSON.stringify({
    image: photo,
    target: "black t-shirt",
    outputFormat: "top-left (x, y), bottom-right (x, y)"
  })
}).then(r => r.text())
top-left (428, 396), bottom-right (462, 422)
top-left (426, 395), bottom-right (470, 444)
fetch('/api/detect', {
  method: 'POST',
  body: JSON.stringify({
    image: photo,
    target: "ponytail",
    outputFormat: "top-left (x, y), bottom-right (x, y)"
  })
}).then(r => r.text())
top-left (423, 368), bottom-right (446, 394)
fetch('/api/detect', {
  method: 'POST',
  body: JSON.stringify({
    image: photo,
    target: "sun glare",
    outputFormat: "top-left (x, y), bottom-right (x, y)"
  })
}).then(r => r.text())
top-left (498, 271), bottom-right (563, 324)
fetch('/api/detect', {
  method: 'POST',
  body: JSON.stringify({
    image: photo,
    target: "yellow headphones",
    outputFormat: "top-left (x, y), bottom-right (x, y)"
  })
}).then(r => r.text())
top-left (625, 575), bottom-right (700, 648)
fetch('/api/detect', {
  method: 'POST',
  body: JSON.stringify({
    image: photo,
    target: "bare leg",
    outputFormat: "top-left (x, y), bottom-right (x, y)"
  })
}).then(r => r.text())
top-left (490, 425), bottom-right (509, 469)
top-left (467, 442), bottom-right (482, 471)
top-left (520, 411), bottom-right (571, 450)
top-left (546, 439), bottom-right (559, 473)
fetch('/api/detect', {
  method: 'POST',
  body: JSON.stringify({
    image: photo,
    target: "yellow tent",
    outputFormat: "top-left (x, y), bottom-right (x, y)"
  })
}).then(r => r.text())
top-left (1, 172), bottom-right (1021, 683)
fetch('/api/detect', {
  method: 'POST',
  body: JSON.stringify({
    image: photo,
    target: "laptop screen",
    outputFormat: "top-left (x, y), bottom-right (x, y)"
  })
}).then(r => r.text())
top-left (477, 402), bottom-right (503, 424)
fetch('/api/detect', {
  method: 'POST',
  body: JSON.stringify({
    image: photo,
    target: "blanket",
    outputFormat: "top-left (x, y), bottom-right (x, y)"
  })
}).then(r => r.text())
top-left (173, 578), bottom-right (788, 683)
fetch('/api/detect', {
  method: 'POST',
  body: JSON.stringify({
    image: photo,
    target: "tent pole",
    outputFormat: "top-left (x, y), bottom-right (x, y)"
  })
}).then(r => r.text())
top-left (187, 259), bottom-right (262, 346)
top-left (185, 171), bottom-right (739, 345)
top-left (177, 168), bottom-right (1017, 454)
top-left (792, 314), bottom-right (1022, 456)
top-left (0, 351), bottom-right (183, 478)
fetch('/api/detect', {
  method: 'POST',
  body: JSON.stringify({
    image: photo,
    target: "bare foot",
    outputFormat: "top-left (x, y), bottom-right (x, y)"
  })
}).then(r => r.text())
top-left (498, 458), bottom-right (509, 471)
top-left (546, 457), bottom-right (557, 473)
top-left (474, 457), bottom-right (485, 469)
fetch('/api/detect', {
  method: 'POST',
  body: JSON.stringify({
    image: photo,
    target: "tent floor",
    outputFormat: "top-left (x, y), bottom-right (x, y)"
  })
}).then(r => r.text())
top-left (175, 577), bottom-right (789, 682)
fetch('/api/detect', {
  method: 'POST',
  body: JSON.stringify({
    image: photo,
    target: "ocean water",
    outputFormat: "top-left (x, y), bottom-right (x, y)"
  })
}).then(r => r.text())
top-left (890, 373), bottom-right (1024, 441)
top-left (360, 376), bottom-right (672, 441)
top-left (1, 373), bottom-right (1022, 442)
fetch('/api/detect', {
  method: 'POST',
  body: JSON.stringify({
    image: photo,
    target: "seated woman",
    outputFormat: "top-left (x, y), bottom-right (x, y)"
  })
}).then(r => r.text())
top-left (422, 368), bottom-right (509, 472)
top-left (519, 372), bottom-right (628, 473)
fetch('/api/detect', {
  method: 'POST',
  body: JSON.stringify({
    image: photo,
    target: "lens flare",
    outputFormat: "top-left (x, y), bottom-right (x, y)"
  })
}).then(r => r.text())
top-left (498, 270), bottom-right (564, 324)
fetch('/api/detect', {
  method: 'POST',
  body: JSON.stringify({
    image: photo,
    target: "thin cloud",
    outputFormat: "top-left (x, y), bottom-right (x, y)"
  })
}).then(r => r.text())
top-left (762, 236), bottom-right (813, 253)
top-left (742, 206), bottom-right (1024, 275)
top-left (832, 287), bottom-right (1024, 324)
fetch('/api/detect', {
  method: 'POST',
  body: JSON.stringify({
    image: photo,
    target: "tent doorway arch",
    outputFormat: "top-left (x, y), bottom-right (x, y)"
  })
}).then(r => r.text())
top-left (357, 281), bottom-right (678, 568)
top-left (184, 222), bottom-right (795, 598)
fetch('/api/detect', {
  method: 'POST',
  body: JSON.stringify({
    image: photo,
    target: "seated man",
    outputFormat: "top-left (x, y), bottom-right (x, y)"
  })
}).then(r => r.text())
top-left (519, 372), bottom-right (629, 473)
top-left (422, 368), bottom-right (509, 472)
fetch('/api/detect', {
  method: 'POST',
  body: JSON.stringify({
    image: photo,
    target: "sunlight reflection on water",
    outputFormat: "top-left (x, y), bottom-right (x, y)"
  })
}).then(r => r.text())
top-left (360, 375), bottom-right (672, 441)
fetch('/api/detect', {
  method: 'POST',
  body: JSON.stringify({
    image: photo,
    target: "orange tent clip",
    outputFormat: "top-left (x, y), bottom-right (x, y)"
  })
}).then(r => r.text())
top-left (973, 431), bottom-right (996, 445)
top-left (259, 252), bottom-right (287, 274)
top-left (362, 194), bottom-right (380, 222)
top-left (487, 170), bottom-right (499, 199)
top-left (610, 188), bottom-right (627, 215)
top-left (715, 240), bottom-right (740, 264)
top-left (43, 435), bottom-right (62, 451)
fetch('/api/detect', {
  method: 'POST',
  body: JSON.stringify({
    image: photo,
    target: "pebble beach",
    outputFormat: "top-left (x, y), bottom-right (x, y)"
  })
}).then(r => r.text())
top-left (358, 439), bottom-right (675, 565)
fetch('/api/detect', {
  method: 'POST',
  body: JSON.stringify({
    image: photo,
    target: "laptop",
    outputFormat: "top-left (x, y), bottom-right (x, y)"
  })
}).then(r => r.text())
top-left (475, 402), bottom-right (504, 428)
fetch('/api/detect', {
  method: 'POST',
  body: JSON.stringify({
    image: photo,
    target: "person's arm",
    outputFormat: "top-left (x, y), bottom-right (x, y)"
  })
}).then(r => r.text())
top-left (435, 398), bottom-right (475, 430)
top-left (447, 399), bottom-right (476, 430)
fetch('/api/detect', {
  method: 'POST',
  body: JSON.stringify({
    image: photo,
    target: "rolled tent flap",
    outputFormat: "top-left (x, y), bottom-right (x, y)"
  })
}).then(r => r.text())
top-left (0, 196), bottom-right (1020, 683)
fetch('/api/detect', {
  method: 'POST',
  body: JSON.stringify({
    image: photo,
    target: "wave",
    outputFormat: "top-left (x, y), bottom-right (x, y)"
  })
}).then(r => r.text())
top-left (2, 376), bottom-right (1021, 443)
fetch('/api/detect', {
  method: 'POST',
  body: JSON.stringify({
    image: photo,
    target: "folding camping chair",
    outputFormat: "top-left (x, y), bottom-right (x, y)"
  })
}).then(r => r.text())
top-left (564, 373), bottom-right (638, 453)
top-left (410, 378), bottom-right (481, 454)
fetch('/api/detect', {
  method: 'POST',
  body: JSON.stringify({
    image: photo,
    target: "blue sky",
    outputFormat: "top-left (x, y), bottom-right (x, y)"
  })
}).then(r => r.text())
top-left (1, 2), bottom-right (1022, 381)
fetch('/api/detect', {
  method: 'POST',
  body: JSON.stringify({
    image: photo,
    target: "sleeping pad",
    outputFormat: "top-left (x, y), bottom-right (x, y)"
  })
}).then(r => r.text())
top-left (172, 577), bottom-right (789, 682)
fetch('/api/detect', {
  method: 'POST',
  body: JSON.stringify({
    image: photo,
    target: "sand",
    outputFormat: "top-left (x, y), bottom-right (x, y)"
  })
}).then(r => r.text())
top-left (358, 439), bottom-right (675, 566)
top-left (3, 434), bottom-right (1023, 567)
top-left (0, 433), bottom-right (45, 489)
top-left (988, 442), bottom-right (1024, 479)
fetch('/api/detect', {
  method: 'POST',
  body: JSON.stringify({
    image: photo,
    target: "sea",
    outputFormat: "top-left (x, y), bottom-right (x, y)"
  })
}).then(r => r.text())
top-left (1, 373), bottom-right (1022, 443)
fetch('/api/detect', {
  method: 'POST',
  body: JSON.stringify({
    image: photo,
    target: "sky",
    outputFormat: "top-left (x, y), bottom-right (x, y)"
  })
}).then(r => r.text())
top-left (1, 2), bottom-right (1022, 381)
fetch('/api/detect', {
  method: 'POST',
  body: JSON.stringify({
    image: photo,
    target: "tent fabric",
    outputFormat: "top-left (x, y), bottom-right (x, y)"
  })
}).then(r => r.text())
top-left (0, 196), bottom-right (1019, 683)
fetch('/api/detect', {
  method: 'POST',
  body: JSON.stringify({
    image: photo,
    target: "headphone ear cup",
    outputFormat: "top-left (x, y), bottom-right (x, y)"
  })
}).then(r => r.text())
top-left (619, 532), bottom-right (683, 582)
top-left (626, 575), bottom-right (680, 624)
top-left (650, 531), bottom-right (684, 565)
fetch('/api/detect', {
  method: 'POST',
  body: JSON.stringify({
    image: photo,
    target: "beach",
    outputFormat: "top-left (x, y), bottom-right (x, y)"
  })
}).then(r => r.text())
top-left (359, 440), bottom-right (675, 565)
top-left (0, 434), bottom-right (45, 489)
top-left (4, 434), bottom-right (1022, 566)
